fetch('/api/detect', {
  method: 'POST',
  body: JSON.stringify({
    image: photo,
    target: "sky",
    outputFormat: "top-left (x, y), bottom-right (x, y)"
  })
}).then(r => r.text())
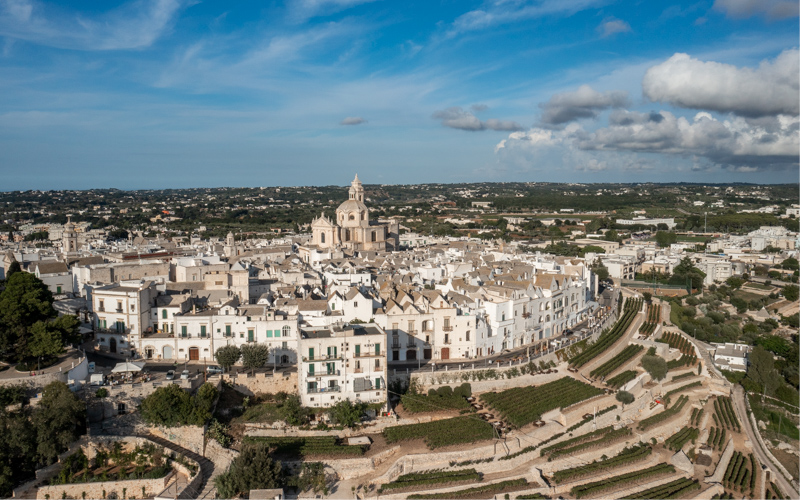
top-left (0, 0), bottom-right (798, 190)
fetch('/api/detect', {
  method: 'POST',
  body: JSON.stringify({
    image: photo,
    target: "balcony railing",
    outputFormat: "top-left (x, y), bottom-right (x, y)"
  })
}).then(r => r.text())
top-left (443, 326), bottom-right (453, 331)
top-left (307, 386), bottom-right (341, 394)
top-left (302, 354), bottom-right (342, 362)
top-left (116, 308), bottom-right (124, 313)
top-left (307, 370), bottom-right (340, 377)
top-left (391, 343), bottom-right (401, 349)
top-left (354, 351), bottom-right (384, 358)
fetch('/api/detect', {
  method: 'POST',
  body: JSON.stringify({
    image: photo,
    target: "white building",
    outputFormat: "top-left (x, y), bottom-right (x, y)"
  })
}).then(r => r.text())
top-left (712, 343), bottom-right (751, 372)
top-left (297, 323), bottom-right (387, 409)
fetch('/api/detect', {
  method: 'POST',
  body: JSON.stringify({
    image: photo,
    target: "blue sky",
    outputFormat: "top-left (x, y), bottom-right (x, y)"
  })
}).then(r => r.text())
top-left (0, 0), bottom-right (797, 189)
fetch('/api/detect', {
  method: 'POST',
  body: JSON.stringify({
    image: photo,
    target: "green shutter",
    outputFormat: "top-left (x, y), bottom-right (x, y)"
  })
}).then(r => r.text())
top-left (267, 330), bottom-right (273, 338)
top-left (375, 343), bottom-right (380, 355)
top-left (200, 325), bottom-right (206, 337)
top-left (275, 328), bottom-right (281, 337)
top-left (162, 310), bottom-right (167, 319)
top-left (375, 378), bottom-right (381, 389)
top-left (181, 325), bottom-right (187, 337)
top-left (248, 330), bottom-right (254, 342)
top-left (355, 344), bottom-right (360, 357)
top-left (225, 325), bottom-right (231, 336)
top-left (309, 364), bottom-right (314, 375)
top-left (309, 348), bottom-right (314, 360)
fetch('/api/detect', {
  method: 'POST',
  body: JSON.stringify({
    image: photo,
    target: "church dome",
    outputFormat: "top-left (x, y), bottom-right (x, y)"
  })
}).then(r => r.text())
top-left (336, 199), bottom-right (368, 214)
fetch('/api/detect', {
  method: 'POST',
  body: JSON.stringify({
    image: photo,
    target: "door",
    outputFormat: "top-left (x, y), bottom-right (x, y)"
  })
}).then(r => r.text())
top-left (189, 347), bottom-right (199, 360)
top-left (163, 345), bottom-right (173, 359)
top-left (441, 348), bottom-right (450, 360)
top-left (406, 349), bottom-right (416, 360)
top-left (109, 337), bottom-right (117, 353)
top-left (145, 347), bottom-right (154, 359)
top-left (423, 348), bottom-right (432, 360)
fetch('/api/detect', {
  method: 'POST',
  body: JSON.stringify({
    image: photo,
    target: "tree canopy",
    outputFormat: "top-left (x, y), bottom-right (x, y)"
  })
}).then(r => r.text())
top-left (241, 343), bottom-right (270, 374)
top-left (0, 272), bottom-right (56, 359)
top-left (215, 345), bottom-right (241, 372)
top-left (214, 443), bottom-right (284, 499)
top-left (641, 355), bottom-right (667, 381)
top-left (139, 382), bottom-right (218, 427)
top-left (327, 399), bottom-right (367, 428)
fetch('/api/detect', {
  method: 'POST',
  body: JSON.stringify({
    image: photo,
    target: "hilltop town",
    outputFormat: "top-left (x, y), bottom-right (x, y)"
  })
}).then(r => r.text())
top-left (0, 177), bottom-right (797, 500)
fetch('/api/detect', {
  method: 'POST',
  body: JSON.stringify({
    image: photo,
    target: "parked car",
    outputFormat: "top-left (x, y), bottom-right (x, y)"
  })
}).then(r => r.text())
top-left (180, 370), bottom-right (190, 380)
top-left (206, 365), bottom-right (224, 375)
top-left (166, 370), bottom-right (175, 380)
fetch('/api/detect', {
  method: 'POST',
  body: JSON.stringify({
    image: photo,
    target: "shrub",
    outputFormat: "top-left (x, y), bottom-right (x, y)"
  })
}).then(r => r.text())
top-left (616, 391), bottom-right (635, 405)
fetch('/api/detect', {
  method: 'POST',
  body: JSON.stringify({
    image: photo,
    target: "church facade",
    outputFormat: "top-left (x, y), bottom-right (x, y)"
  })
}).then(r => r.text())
top-left (310, 175), bottom-right (399, 252)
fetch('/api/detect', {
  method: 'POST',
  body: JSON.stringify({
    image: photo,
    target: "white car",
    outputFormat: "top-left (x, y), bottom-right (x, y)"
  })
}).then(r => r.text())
top-left (180, 370), bottom-right (190, 380)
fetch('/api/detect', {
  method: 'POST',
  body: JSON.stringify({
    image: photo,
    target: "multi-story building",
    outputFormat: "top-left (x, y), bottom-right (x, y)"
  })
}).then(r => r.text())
top-left (90, 281), bottom-right (157, 358)
top-left (297, 323), bottom-right (387, 409)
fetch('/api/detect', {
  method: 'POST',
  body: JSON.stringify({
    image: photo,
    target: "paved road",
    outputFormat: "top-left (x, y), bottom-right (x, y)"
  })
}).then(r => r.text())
top-left (731, 385), bottom-right (799, 500)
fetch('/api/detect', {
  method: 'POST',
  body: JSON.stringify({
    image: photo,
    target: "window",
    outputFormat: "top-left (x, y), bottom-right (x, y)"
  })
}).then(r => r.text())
top-left (375, 343), bottom-right (380, 355)
top-left (444, 334), bottom-right (449, 344)
top-left (374, 358), bottom-right (380, 369)
top-left (248, 330), bottom-right (254, 342)
top-left (308, 348), bottom-right (315, 360)
top-left (282, 341), bottom-right (288, 350)
top-left (200, 325), bottom-right (207, 337)
top-left (99, 300), bottom-right (104, 311)
top-left (466, 330), bottom-right (470, 341)
top-left (371, 231), bottom-right (376, 242)
top-left (392, 322), bottom-right (399, 332)
top-left (162, 309), bottom-right (167, 319)
top-left (502, 313), bottom-right (505, 321)
top-left (320, 233), bottom-right (325, 243)
top-left (225, 325), bottom-right (232, 336)
top-left (267, 330), bottom-right (273, 338)
top-left (355, 344), bottom-right (360, 357)
top-left (131, 304), bottom-right (135, 312)
top-left (327, 346), bottom-right (337, 358)
top-left (282, 326), bottom-right (290, 337)
top-left (354, 301), bottom-right (358, 307)
top-left (309, 364), bottom-right (315, 375)
top-left (408, 320), bottom-right (415, 332)
top-left (375, 378), bottom-right (382, 389)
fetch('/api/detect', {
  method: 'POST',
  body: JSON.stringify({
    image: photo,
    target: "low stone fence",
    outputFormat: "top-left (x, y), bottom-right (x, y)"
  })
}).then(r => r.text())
top-left (36, 474), bottom-right (172, 500)
top-left (148, 425), bottom-right (205, 456)
top-left (220, 370), bottom-right (298, 396)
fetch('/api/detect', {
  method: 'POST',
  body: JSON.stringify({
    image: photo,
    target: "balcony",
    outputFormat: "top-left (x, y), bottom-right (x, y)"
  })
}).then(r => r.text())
top-left (307, 370), bottom-right (340, 377)
top-left (307, 385), bottom-right (341, 394)
top-left (442, 326), bottom-right (453, 332)
top-left (353, 351), bottom-right (384, 358)
top-left (391, 343), bottom-right (401, 349)
top-left (97, 306), bottom-right (105, 312)
top-left (406, 342), bottom-right (416, 348)
top-left (407, 329), bottom-right (418, 334)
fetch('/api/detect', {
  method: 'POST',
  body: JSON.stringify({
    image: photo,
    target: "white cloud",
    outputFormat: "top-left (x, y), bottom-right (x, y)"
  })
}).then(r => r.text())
top-left (496, 111), bottom-right (799, 172)
top-left (288, 0), bottom-right (378, 22)
top-left (448, 0), bottom-right (609, 37)
top-left (0, 0), bottom-right (187, 50)
top-left (713, 0), bottom-right (799, 19)
top-left (433, 107), bottom-right (524, 132)
top-left (597, 18), bottom-right (631, 38)
top-left (539, 85), bottom-right (629, 125)
top-left (340, 116), bottom-right (366, 125)
top-left (642, 49), bottom-right (799, 117)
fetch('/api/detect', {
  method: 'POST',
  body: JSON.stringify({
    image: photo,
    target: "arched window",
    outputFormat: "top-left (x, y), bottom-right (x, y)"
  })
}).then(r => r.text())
top-left (349, 214), bottom-right (355, 220)
top-left (362, 212), bottom-right (366, 221)
top-left (320, 233), bottom-right (326, 243)
top-left (282, 325), bottom-right (291, 337)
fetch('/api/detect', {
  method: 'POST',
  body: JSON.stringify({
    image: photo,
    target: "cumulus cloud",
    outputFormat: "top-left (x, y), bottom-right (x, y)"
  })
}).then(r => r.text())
top-left (643, 49), bottom-right (799, 117)
top-left (538, 85), bottom-right (628, 125)
top-left (433, 107), bottom-right (524, 131)
top-left (597, 17), bottom-right (631, 37)
top-left (496, 111), bottom-right (799, 171)
top-left (340, 116), bottom-right (366, 125)
top-left (713, 0), bottom-right (799, 19)
top-left (471, 103), bottom-right (489, 112)
top-left (0, 0), bottom-right (187, 50)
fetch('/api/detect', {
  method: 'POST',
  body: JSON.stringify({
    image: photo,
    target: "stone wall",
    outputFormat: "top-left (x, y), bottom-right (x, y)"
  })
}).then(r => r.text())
top-left (220, 370), bottom-right (297, 396)
top-left (148, 425), bottom-right (205, 456)
top-left (36, 475), bottom-right (171, 500)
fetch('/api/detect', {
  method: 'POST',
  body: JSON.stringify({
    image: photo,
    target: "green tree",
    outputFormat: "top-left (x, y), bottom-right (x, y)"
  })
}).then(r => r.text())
top-left (214, 345), bottom-right (241, 372)
top-left (28, 321), bottom-right (66, 359)
top-left (782, 284), bottom-right (799, 302)
top-left (781, 257), bottom-right (799, 271)
top-left (747, 346), bottom-right (782, 396)
top-left (643, 292), bottom-right (652, 302)
top-left (725, 277), bottom-right (745, 289)
top-left (641, 355), bottom-right (667, 381)
top-left (139, 384), bottom-right (193, 427)
top-left (0, 410), bottom-right (37, 497)
top-left (327, 399), bottom-right (367, 428)
top-left (654, 231), bottom-right (677, 248)
top-left (5, 261), bottom-right (21, 280)
top-left (32, 382), bottom-right (86, 464)
top-left (240, 344), bottom-right (270, 374)
top-left (591, 262), bottom-right (609, 282)
top-left (672, 257), bottom-right (706, 291)
top-left (0, 272), bottom-right (56, 359)
top-left (604, 229), bottom-right (619, 242)
top-left (214, 443), bottom-right (284, 498)
top-left (279, 394), bottom-right (308, 426)
top-left (616, 390), bottom-right (635, 405)
top-left (192, 383), bottom-right (218, 425)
